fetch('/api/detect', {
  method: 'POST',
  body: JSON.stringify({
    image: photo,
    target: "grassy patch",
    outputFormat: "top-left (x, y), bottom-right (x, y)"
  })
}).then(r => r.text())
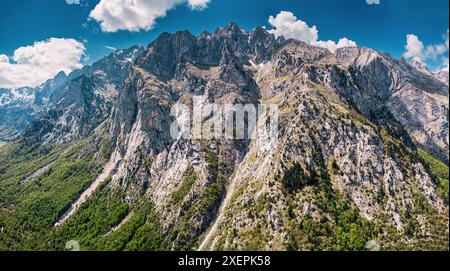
top-left (418, 149), bottom-right (449, 204)
top-left (171, 165), bottom-right (198, 204)
top-left (0, 140), bottom-right (103, 250)
top-left (167, 149), bottom-right (227, 250)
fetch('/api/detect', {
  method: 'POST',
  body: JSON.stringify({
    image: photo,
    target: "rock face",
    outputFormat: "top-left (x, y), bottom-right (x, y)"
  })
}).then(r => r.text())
top-left (0, 87), bottom-right (36, 141)
top-left (19, 45), bottom-right (145, 144)
top-left (409, 58), bottom-right (449, 86)
top-left (333, 48), bottom-right (448, 162)
top-left (89, 24), bottom-right (447, 250)
top-left (0, 72), bottom-right (67, 141)
top-left (434, 70), bottom-right (449, 86)
top-left (4, 23), bottom-right (448, 251)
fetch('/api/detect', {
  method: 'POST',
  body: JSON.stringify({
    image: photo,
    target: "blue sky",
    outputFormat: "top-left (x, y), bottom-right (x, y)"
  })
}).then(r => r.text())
top-left (0, 0), bottom-right (448, 88)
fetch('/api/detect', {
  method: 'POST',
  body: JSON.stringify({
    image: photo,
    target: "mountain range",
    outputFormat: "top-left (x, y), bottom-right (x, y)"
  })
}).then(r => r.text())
top-left (0, 23), bottom-right (448, 251)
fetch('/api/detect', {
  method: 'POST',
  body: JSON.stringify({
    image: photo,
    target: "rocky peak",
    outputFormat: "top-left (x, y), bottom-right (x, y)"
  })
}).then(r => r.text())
top-left (250, 26), bottom-right (270, 39)
top-left (34, 71), bottom-right (68, 106)
top-left (434, 70), bottom-right (449, 85)
top-left (332, 46), bottom-right (449, 162)
top-left (249, 26), bottom-right (285, 63)
top-left (54, 71), bottom-right (68, 82)
top-left (86, 45), bottom-right (145, 85)
top-left (17, 45), bottom-right (145, 144)
top-left (408, 58), bottom-right (431, 75)
top-left (407, 58), bottom-right (449, 86)
top-left (336, 46), bottom-right (447, 93)
top-left (136, 23), bottom-right (285, 82)
top-left (219, 42), bottom-right (239, 66)
top-left (136, 30), bottom-right (197, 81)
top-left (335, 46), bottom-right (385, 68)
top-left (216, 22), bottom-right (247, 37)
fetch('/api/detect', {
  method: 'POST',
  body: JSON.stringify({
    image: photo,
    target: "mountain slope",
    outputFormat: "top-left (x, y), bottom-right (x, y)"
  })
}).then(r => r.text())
top-left (0, 46), bottom-right (144, 144)
top-left (101, 25), bottom-right (448, 250)
top-left (0, 24), bottom-right (448, 251)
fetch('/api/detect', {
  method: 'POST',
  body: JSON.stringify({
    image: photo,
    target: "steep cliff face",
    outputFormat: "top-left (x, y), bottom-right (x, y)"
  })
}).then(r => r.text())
top-left (334, 48), bottom-right (449, 163)
top-left (106, 28), bottom-right (265, 248)
top-left (0, 72), bottom-right (67, 141)
top-left (409, 58), bottom-right (449, 86)
top-left (20, 45), bottom-right (145, 145)
top-left (101, 24), bottom-right (448, 250)
top-left (434, 70), bottom-right (449, 85)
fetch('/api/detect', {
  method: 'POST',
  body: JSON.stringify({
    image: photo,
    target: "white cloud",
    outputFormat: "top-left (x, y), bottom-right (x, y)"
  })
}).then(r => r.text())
top-left (404, 34), bottom-right (425, 60)
top-left (317, 38), bottom-right (357, 53)
top-left (89, 0), bottom-right (210, 32)
top-left (0, 38), bottom-right (86, 89)
top-left (0, 54), bottom-right (9, 63)
top-left (66, 0), bottom-right (80, 4)
top-left (268, 11), bottom-right (318, 44)
top-left (446, 30), bottom-right (449, 50)
top-left (268, 11), bottom-right (357, 53)
top-left (404, 30), bottom-right (449, 71)
top-left (187, 0), bottom-right (210, 10)
top-left (440, 56), bottom-right (449, 72)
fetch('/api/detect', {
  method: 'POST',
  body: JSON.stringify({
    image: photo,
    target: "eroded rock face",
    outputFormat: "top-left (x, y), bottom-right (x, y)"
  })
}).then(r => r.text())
top-left (19, 45), bottom-right (145, 145)
top-left (102, 24), bottom-right (448, 250)
top-left (202, 86), bottom-right (446, 250)
top-left (0, 72), bottom-right (68, 141)
top-left (434, 70), bottom-right (449, 86)
top-left (136, 23), bottom-right (286, 82)
top-left (334, 47), bottom-right (448, 162)
top-left (409, 58), bottom-right (449, 86)
top-left (107, 31), bottom-right (264, 247)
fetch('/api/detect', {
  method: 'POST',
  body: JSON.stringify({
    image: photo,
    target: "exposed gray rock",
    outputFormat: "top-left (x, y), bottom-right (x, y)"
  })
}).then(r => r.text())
top-left (100, 24), bottom-right (448, 250)
top-left (19, 45), bottom-right (144, 144)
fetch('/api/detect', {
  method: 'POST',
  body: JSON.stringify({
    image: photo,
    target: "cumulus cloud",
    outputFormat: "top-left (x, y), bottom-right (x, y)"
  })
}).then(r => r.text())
top-left (187, 0), bottom-right (210, 10)
top-left (268, 11), bottom-right (357, 53)
top-left (66, 0), bottom-right (80, 4)
top-left (404, 30), bottom-right (449, 71)
top-left (89, 0), bottom-right (210, 32)
top-left (404, 34), bottom-right (425, 59)
top-left (441, 57), bottom-right (449, 71)
top-left (268, 11), bottom-right (318, 44)
top-left (0, 54), bottom-right (9, 63)
top-left (0, 38), bottom-right (86, 89)
top-left (317, 38), bottom-right (357, 54)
